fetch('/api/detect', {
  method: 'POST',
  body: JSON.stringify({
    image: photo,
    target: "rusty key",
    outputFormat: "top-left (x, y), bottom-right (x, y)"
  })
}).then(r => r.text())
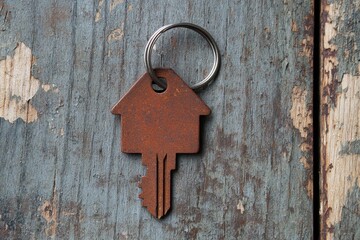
top-left (111, 69), bottom-right (210, 218)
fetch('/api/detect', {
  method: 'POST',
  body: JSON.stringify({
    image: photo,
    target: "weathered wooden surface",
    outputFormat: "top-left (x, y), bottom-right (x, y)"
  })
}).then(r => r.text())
top-left (0, 0), bottom-right (313, 239)
top-left (320, 0), bottom-right (360, 239)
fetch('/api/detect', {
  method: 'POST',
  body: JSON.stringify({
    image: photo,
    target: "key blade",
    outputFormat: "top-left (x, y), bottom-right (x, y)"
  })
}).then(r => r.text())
top-left (157, 153), bottom-right (165, 218)
top-left (156, 152), bottom-right (176, 218)
top-left (139, 152), bottom-right (176, 218)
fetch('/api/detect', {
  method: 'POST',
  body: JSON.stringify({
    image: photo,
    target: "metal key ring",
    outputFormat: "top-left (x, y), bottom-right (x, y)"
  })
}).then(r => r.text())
top-left (144, 23), bottom-right (221, 91)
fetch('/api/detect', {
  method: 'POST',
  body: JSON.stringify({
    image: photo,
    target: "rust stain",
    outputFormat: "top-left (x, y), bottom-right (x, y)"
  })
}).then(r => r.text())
top-left (305, 176), bottom-right (313, 199)
top-left (61, 201), bottom-right (83, 220)
top-left (290, 86), bottom-right (312, 139)
top-left (38, 191), bottom-right (58, 237)
top-left (291, 19), bottom-right (298, 32)
top-left (303, 11), bottom-right (314, 37)
top-left (300, 36), bottom-right (313, 58)
top-left (0, 197), bottom-right (33, 238)
top-left (0, 42), bottom-right (40, 123)
top-left (299, 12), bottom-right (314, 61)
top-left (300, 156), bottom-right (311, 170)
top-left (46, 7), bottom-right (70, 33)
top-left (170, 36), bottom-right (177, 48)
top-left (240, 47), bottom-right (251, 63)
top-left (300, 142), bottom-right (312, 152)
top-left (321, 2), bottom-right (339, 108)
top-left (216, 126), bottom-right (236, 150)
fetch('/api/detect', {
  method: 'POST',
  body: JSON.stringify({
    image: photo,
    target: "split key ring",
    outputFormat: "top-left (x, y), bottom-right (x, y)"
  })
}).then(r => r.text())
top-left (144, 23), bottom-right (221, 91)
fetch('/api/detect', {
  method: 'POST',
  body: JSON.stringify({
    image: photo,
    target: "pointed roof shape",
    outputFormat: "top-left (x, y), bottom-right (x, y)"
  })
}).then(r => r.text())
top-left (111, 68), bottom-right (211, 116)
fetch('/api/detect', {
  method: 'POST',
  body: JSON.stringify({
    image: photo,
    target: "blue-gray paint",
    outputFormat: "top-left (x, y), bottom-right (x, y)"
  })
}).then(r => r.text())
top-left (0, 0), bottom-right (313, 239)
top-left (334, 183), bottom-right (360, 240)
top-left (340, 140), bottom-right (360, 155)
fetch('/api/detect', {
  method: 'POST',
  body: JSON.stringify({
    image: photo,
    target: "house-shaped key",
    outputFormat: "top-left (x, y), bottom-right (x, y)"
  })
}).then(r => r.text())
top-left (111, 68), bottom-right (210, 218)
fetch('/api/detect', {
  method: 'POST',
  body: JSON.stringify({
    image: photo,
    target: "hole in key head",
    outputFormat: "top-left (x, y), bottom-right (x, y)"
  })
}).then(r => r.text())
top-left (152, 78), bottom-right (167, 93)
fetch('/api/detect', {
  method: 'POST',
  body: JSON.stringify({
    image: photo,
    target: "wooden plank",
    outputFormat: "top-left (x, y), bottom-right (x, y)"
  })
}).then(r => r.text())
top-left (320, 0), bottom-right (360, 239)
top-left (0, 0), bottom-right (314, 239)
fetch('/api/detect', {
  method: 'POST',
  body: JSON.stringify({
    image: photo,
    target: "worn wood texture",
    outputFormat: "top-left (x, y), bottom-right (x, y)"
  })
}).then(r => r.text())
top-left (320, 0), bottom-right (360, 239)
top-left (0, 0), bottom-right (313, 239)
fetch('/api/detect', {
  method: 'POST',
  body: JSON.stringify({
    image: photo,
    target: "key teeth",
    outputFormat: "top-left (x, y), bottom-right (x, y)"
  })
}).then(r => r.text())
top-left (138, 153), bottom-right (175, 219)
top-left (138, 175), bottom-right (158, 217)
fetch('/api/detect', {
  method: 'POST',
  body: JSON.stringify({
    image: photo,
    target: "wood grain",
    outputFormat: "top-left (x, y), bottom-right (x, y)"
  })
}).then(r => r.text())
top-left (320, 0), bottom-right (360, 239)
top-left (0, 0), bottom-right (313, 239)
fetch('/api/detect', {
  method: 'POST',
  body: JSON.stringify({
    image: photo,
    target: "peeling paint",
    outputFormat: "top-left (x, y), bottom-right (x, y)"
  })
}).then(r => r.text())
top-left (322, 3), bottom-right (340, 108)
top-left (236, 200), bottom-right (245, 214)
top-left (0, 42), bottom-right (40, 123)
top-left (42, 84), bottom-right (51, 92)
top-left (110, 0), bottom-right (124, 12)
top-left (107, 25), bottom-right (124, 42)
top-left (48, 119), bottom-right (64, 137)
top-left (300, 36), bottom-right (313, 58)
top-left (299, 13), bottom-right (314, 59)
top-left (290, 86), bottom-right (313, 198)
top-left (95, 0), bottom-right (104, 22)
top-left (300, 156), bottom-right (311, 170)
top-left (42, 83), bottom-right (59, 93)
top-left (291, 86), bottom-right (312, 139)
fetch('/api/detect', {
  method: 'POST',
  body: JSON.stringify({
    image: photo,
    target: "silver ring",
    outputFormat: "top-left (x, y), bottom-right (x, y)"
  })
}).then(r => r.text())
top-left (144, 23), bottom-right (221, 91)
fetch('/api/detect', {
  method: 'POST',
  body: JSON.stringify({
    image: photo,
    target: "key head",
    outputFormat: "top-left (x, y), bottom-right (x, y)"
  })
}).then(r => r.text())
top-left (111, 68), bottom-right (210, 154)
